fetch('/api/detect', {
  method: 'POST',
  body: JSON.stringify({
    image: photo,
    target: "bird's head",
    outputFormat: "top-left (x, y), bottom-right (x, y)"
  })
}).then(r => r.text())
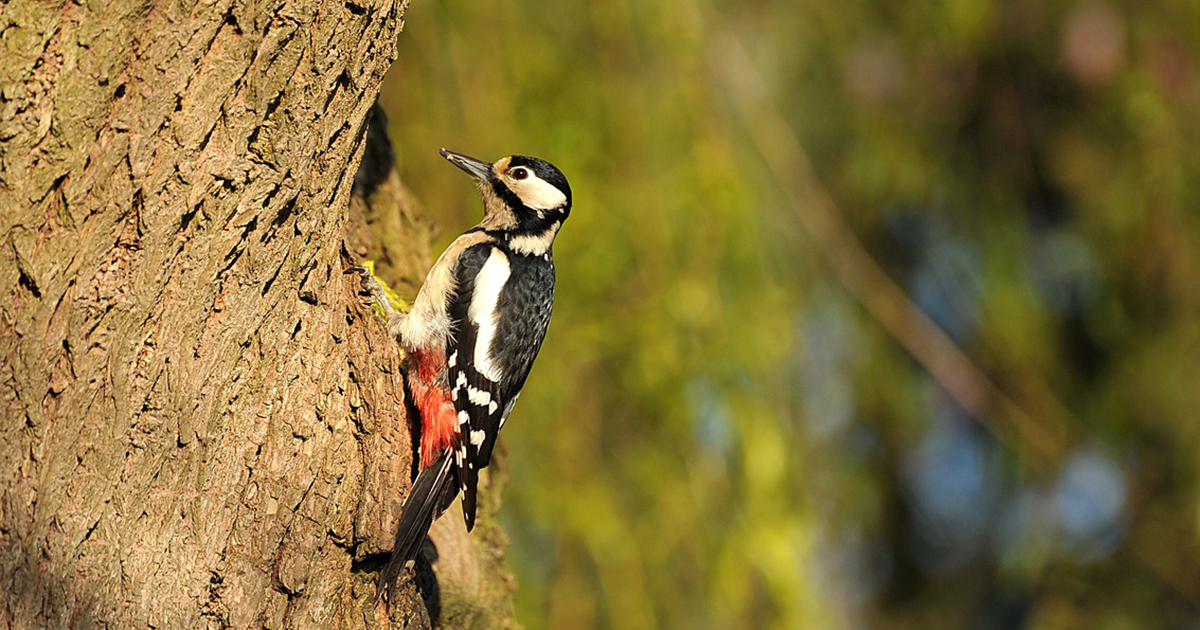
top-left (440, 149), bottom-right (572, 235)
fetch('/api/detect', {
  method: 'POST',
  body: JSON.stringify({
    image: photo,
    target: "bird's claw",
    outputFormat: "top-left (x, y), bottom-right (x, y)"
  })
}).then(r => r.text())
top-left (346, 264), bottom-right (398, 316)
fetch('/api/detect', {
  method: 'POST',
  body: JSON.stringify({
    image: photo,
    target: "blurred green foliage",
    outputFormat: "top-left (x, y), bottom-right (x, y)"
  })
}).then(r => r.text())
top-left (379, 0), bottom-right (1200, 628)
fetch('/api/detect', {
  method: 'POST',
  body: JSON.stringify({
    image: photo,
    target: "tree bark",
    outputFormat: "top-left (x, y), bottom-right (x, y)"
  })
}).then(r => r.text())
top-left (0, 0), bottom-right (515, 627)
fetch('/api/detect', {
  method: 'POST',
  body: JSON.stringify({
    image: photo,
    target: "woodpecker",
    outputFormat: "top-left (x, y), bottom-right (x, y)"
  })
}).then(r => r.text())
top-left (350, 149), bottom-right (572, 598)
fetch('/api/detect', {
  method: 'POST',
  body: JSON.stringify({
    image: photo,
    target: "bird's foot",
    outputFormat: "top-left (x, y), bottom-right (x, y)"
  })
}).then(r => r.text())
top-left (345, 264), bottom-right (403, 317)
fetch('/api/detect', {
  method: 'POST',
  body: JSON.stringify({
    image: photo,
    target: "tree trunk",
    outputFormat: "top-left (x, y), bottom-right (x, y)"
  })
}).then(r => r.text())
top-left (0, 0), bottom-right (516, 627)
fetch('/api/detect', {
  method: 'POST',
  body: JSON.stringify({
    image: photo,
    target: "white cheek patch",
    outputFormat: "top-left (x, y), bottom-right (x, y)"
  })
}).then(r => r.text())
top-left (467, 249), bottom-right (511, 382)
top-left (514, 176), bottom-right (567, 210)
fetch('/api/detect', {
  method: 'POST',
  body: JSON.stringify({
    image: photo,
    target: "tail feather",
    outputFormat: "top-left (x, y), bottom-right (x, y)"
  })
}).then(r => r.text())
top-left (460, 464), bottom-right (479, 532)
top-left (377, 450), bottom-right (456, 601)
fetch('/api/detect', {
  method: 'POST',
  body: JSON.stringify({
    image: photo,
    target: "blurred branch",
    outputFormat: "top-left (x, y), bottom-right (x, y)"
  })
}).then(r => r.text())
top-left (713, 35), bottom-right (1068, 469)
top-left (712, 31), bottom-right (1200, 607)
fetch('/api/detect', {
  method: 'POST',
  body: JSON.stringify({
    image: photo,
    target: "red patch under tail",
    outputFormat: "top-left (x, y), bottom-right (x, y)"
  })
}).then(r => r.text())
top-left (408, 349), bottom-right (459, 469)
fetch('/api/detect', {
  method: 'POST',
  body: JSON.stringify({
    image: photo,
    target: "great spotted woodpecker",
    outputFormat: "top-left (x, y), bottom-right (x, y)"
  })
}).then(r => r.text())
top-left (350, 149), bottom-right (571, 597)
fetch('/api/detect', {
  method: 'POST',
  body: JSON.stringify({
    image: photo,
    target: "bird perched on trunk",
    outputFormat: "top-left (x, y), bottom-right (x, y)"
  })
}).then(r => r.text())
top-left (349, 149), bottom-right (572, 600)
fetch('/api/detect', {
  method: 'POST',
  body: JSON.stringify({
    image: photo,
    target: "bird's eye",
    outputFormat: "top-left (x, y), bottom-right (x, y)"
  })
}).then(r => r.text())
top-left (511, 167), bottom-right (529, 180)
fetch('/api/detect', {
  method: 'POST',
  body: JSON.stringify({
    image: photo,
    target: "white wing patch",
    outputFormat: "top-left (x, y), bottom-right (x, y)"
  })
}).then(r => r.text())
top-left (467, 385), bottom-right (492, 407)
top-left (396, 232), bottom-right (490, 353)
top-left (467, 249), bottom-right (512, 382)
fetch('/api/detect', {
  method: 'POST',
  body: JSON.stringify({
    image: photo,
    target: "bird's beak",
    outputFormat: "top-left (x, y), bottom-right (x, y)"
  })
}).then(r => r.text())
top-left (440, 149), bottom-right (493, 181)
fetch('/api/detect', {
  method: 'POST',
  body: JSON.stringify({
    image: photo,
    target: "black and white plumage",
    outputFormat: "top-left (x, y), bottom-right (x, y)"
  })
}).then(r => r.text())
top-left (446, 239), bottom-right (556, 528)
top-left (360, 149), bottom-right (572, 599)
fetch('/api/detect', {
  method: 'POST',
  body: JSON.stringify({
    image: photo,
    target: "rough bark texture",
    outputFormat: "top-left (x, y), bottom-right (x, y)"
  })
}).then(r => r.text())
top-left (0, 0), bottom-right (517, 627)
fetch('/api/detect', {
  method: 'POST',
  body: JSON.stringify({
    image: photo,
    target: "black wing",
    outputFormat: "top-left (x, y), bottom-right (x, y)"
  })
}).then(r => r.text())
top-left (446, 243), bottom-right (555, 530)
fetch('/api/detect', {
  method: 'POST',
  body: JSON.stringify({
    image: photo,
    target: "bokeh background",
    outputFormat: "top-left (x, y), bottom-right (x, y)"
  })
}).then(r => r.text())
top-left (377, 0), bottom-right (1200, 628)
